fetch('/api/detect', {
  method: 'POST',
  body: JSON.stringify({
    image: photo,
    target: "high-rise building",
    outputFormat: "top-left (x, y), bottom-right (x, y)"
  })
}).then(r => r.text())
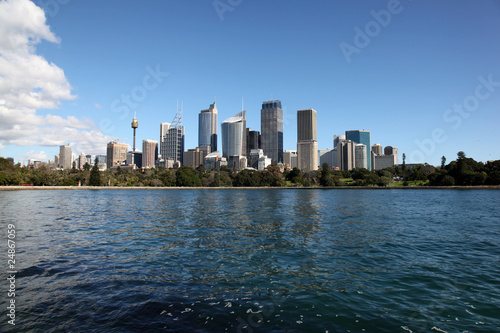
top-left (261, 100), bottom-right (283, 165)
top-left (355, 144), bottom-right (368, 169)
top-left (161, 126), bottom-right (184, 164)
top-left (142, 140), bottom-right (158, 168)
top-left (346, 130), bottom-right (371, 170)
top-left (59, 144), bottom-right (72, 169)
top-left (246, 129), bottom-right (260, 160)
top-left (221, 110), bottom-right (246, 159)
top-left (198, 102), bottom-right (218, 153)
top-left (372, 143), bottom-right (383, 156)
top-left (336, 139), bottom-right (356, 171)
top-left (159, 122), bottom-right (171, 155)
top-left (297, 108), bottom-right (318, 171)
top-left (106, 141), bottom-right (128, 169)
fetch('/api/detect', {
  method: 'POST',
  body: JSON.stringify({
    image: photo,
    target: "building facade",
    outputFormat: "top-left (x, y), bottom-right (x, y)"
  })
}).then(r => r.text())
top-left (59, 144), bottom-right (72, 169)
top-left (221, 111), bottom-right (246, 159)
top-left (183, 148), bottom-right (206, 169)
top-left (297, 108), bottom-right (318, 171)
top-left (345, 130), bottom-right (371, 170)
top-left (161, 126), bottom-right (185, 164)
top-left (261, 100), bottom-right (283, 165)
top-left (198, 102), bottom-right (218, 153)
top-left (142, 139), bottom-right (158, 168)
top-left (106, 142), bottom-right (128, 169)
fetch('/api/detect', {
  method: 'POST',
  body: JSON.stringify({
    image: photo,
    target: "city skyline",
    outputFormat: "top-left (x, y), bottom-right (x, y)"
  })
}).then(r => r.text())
top-left (1, 1), bottom-right (499, 166)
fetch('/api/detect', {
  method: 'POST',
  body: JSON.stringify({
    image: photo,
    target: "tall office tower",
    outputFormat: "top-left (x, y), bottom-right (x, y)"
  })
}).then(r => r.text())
top-left (372, 143), bottom-right (383, 156)
top-left (131, 116), bottom-right (139, 152)
top-left (161, 127), bottom-right (184, 164)
top-left (198, 102), bottom-right (218, 153)
top-left (355, 144), bottom-right (368, 169)
top-left (246, 129), bottom-right (261, 160)
top-left (297, 108), bottom-right (318, 171)
top-left (142, 139), bottom-right (158, 168)
top-left (160, 105), bottom-right (185, 164)
top-left (261, 100), bottom-right (283, 165)
top-left (106, 141), bottom-right (128, 169)
top-left (159, 122), bottom-right (171, 155)
top-left (336, 139), bottom-right (356, 171)
top-left (59, 144), bottom-right (72, 169)
top-left (221, 111), bottom-right (246, 159)
top-left (346, 130), bottom-right (371, 170)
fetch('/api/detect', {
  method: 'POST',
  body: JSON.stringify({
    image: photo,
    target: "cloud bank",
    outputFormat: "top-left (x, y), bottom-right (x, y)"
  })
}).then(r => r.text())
top-left (0, 0), bottom-right (114, 157)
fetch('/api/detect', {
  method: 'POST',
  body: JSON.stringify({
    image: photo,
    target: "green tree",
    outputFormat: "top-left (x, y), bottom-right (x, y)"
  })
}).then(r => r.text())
top-left (320, 163), bottom-right (335, 186)
top-left (441, 156), bottom-right (446, 169)
top-left (89, 158), bottom-right (101, 186)
top-left (83, 162), bottom-right (91, 171)
top-left (175, 166), bottom-right (202, 187)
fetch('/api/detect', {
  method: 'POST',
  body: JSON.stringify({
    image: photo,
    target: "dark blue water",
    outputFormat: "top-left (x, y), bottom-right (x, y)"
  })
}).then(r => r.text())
top-left (1, 189), bottom-right (499, 332)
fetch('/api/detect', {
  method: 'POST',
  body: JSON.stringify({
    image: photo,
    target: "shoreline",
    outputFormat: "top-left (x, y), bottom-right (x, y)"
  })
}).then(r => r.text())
top-left (1, 185), bottom-right (500, 191)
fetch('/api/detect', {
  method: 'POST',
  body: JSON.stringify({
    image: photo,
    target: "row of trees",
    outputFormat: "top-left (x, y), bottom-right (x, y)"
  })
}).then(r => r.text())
top-left (1, 152), bottom-right (499, 187)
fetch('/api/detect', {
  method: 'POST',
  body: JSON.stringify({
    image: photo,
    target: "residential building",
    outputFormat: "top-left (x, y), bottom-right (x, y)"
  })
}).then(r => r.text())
top-left (142, 139), bottom-right (158, 168)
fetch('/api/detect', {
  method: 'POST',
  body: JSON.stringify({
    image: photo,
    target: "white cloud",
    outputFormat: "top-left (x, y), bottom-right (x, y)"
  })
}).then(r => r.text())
top-left (0, 0), bottom-right (115, 156)
top-left (23, 149), bottom-right (48, 161)
top-left (94, 103), bottom-right (103, 109)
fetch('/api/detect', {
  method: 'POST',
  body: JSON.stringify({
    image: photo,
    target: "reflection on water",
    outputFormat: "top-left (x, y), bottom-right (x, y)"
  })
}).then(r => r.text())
top-left (1, 189), bottom-right (499, 332)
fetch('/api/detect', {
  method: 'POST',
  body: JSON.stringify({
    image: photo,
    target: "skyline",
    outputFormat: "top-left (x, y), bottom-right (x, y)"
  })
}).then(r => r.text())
top-left (1, 0), bottom-right (499, 166)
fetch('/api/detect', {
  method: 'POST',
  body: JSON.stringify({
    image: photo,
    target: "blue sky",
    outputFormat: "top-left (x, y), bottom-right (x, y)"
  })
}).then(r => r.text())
top-left (1, 0), bottom-right (499, 166)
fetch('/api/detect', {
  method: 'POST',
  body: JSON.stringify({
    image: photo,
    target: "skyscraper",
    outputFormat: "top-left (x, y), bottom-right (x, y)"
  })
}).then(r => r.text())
top-left (159, 122), bottom-right (171, 155)
top-left (346, 130), bottom-right (371, 170)
top-left (336, 139), bottom-right (356, 171)
top-left (198, 102), bottom-right (218, 153)
top-left (106, 141), bottom-right (128, 169)
top-left (160, 106), bottom-right (185, 164)
top-left (297, 108), bottom-right (318, 171)
top-left (221, 110), bottom-right (246, 159)
top-left (161, 126), bottom-right (184, 164)
top-left (59, 144), bottom-right (72, 169)
top-left (261, 100), bottom-right (283, 165)
top-left (142, 139), bottom-right (158, 168)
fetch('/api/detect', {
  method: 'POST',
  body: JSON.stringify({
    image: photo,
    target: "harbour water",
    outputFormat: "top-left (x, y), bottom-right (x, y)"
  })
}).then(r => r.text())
top-left (1, 189), bottom-right (499, 332)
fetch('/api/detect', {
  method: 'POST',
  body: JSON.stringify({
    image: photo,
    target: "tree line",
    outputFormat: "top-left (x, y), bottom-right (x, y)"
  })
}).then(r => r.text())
top-left (1, 152), bottom-right (499, 187)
